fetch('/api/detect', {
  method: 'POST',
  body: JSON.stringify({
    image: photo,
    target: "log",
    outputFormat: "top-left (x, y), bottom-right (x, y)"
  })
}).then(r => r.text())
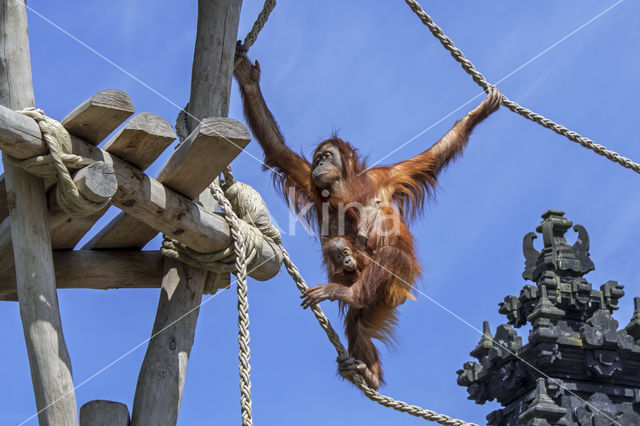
top-left (47, 161), bottom-right (118, 230)
top-left (80, 400), bottom-right (130, 426)
top-left (60, 89), bottom-right (134, 145)
top-left (131, 1), bottom-right (243, 424)
top-left (0, 1), bottom-right (78, 424)
top-left (101, 112), bottom-right (176, 170)
top-left (0, 174), bottom-right (8, 222)
top-left (157, 117), bottom-right (249, 198)
top-left (0, 250), bottom-right (165, 301)
top-left (0, 105), bottom-right (281, 280)
top-left (82, 211), bottom-right (156, 250)
top-left (73, 161), bottom-right (119, 203)
top-left (130, 260), bottom-right (207, 426)
top-left (50, 111), bottom-right (175, 249)
top-left (84, 117), bottom-right (250, 250)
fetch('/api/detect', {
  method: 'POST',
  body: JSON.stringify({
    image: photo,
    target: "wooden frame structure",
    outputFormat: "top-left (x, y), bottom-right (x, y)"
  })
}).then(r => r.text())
top-left (0, 1), bottom-right (276, 424)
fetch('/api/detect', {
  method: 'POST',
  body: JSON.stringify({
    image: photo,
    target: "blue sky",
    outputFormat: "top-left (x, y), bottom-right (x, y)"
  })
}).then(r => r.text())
top-left (2, 1), bottom-right (640, 425)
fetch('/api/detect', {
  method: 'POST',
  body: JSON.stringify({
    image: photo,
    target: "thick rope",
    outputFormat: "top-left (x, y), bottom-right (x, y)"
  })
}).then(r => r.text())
top-left (240, 0), bottom-right (277, 52)
top-left (210, 182), bottom-right (254, 426)
top-left (7, 108), bottom-right (111, 215)
top-left (279, 248), bottom-right (475, 426)
top-left (403, 0), bottom-right (640, 175)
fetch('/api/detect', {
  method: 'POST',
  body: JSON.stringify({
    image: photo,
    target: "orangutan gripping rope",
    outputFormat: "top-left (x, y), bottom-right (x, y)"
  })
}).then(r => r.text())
top-left (234, 56), bottom-right (501, 389)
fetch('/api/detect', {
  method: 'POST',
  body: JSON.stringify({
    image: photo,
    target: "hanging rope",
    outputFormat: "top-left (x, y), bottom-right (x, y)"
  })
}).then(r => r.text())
top-left (210, 179), bottom-right (254, 426)
top-left (239, 0), bottom-right (277, 53)
top-left (403, 0), bottom-right (640, 175)
top-left (161, 173), bottom-right (283, 426)
top-left (6, 108), bottom-right (112, 215)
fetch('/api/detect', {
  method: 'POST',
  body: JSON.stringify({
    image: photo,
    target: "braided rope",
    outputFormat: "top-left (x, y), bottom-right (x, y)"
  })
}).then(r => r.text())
top-left (7, 108), bottom-right (112, 215)
top-left (403, 0), bottom-right (640, 175)
top-left (241, 0), bottom-right (277, 52)
top-left (210, 182), bottom-right (253, 426)
top-left (280, 248), bottom-right (475, 426)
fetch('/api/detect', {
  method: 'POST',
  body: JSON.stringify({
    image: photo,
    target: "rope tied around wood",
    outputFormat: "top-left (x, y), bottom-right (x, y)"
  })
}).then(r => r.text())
top-left (160, 180), bottom-right (282, 277)
top-left (403, 0), bottom-right (640, 175)
top-left (6, 108), bottom-right (114, 215)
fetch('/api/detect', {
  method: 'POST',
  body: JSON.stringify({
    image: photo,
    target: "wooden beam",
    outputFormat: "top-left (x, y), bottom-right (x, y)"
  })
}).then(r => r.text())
top-left (0, 105), bottom-right (281, 280)
top-left (80, 400), bottom-right (130, 426)
top-left (0, 173), bottom-right (8, 223)
top-left (0, 1), bottom-right (78, 424)
top-left (157, 117), bottom-right (249, 198)
top-left (84, 117), bottom-right (249, 250)
top-left (82, 211), bottom-right (156, 250)
top-left (47, 161), bottom-right (118, 230)
top-left (131, 1), bottom-right (244, 424)
top-left (50, 111), bottom-right (175, 249)
top-left (60, 89), bottom-right (134, 145)
top-left (101, 112), bottom-right (176, 170)
top-left (0, 250), bottom-right (165, 301)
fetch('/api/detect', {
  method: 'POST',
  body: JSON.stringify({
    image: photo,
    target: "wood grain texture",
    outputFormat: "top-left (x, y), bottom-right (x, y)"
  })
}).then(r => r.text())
top-left (0, 250), bottom-right (165, 301)
top-left (156, 117), bottom-right (250, 198)
top-left (80, 400), bottom-right (130, 426)
top-left (82, 211), bottom-right (157, 250)
top-left (61, 89), bottom-right (134, 145)
top-left (49, 111), bottom-right (176, 249)
top-left (73, 161), bottom-right (118, 203)
top-left (87, 117), bottom-right (250, 250)
top-left (0, 1), bottom-right (78, 424)
top-left (101, 112), bottom-right (176, 170)
top-left (0, 174), bottom-right (8, 222)
top-left (0, 106), bottom-right (281, 279)
top-left (131, 1), bottom-right (244, 424)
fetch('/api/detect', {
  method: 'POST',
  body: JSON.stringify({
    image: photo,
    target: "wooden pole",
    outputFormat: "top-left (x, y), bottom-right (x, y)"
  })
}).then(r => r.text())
top-left (130, 1), bottom-right (243, 425)
top-left (0, 1), bottom-right (78, 424)
top-left (80, 400), bottom-right (130, 426)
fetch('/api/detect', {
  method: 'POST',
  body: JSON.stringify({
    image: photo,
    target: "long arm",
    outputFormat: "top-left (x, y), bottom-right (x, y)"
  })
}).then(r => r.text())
top-left (382, 87), bottom-right (502, 217)
top-left (391, 87), bottom-right (501, 179)
top-left (234, 56), bottom-right (311, 194)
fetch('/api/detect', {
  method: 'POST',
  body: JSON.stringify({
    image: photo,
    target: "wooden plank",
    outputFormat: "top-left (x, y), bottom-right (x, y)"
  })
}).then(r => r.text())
top-left (101, 112), bottom-right (176, 170)
top-left (0, 1), bottom-right (78, 424)
top-left (80, 401), bottom-right (130, 426)
top-left (0, 174), bottom-right (8, 223)
top-left (49, 112), bottom-right (176, 249)
top-left (85, 117), bottom-right (249, 249)
top-left (156, 117), bottom-right (249, 198)
top-left (0, 107), bottom-right (281, 280)
top-left (61, 89), bottom-right (134, 145)
top-left (82, 211), bottom-right (157, 250)
top-left (0, 250), bottom-right (165, 301)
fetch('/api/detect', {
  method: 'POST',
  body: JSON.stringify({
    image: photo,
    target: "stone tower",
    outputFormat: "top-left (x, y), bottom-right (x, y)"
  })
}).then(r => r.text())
top-left (457, 210), bottom-right (640, 425)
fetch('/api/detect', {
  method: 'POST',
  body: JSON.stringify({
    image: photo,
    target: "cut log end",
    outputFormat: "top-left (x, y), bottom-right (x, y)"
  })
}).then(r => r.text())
top-left (73, 161), bottom-right (118, 203)
top-left (80, 400), bottom-right (130, 426)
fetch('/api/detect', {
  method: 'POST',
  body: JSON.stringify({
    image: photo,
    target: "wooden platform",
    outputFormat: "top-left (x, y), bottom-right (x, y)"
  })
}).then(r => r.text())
top-left (0, 89), bottom-right (282, 301)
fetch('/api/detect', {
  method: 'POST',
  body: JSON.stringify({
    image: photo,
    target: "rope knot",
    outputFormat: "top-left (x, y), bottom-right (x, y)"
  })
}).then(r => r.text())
top-left (8, 108), bottom-right (113, 216)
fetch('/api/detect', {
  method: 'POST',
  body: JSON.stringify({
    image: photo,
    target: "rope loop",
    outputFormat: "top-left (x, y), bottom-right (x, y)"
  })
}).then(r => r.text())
top-left (8, 108), bottom-right (112, 216)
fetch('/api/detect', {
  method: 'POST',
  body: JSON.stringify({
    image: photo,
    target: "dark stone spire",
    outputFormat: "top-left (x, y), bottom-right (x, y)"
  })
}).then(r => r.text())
top-left (458, 210), bottom-right (640, 425)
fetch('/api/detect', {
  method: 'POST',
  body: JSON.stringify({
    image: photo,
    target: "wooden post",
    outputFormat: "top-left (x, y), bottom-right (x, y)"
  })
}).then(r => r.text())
top-left (130, 1), bottom-right (243, 424)
top-left (80, 400), bottom-right (130, 426)
top-left (0, 1), bottom-right (78, 425)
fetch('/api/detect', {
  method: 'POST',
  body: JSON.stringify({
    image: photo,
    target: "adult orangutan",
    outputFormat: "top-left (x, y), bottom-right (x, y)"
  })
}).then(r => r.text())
top-left (234, 56), bottom-right (501, 389)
